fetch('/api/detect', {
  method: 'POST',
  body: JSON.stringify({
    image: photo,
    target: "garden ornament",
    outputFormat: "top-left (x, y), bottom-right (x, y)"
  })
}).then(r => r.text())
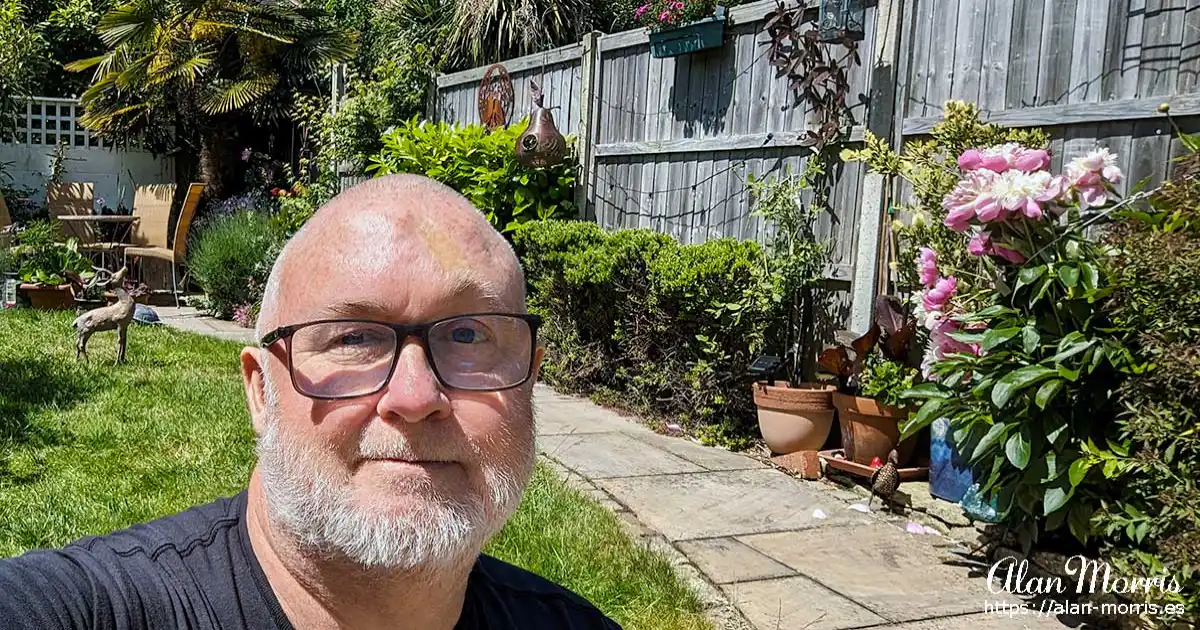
top-left (67, 266), bottom-right (150, 364)
top-left (867, 449), bottom-right (901, 511)
top-left (477, 63), bottom-right (514, 130)
top-left (514, 82), bottom-right (566, 168)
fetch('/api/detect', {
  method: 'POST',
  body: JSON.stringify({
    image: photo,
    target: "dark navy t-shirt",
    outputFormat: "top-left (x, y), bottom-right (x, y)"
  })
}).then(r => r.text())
top-left (0, 491), bottom-right (622, 629)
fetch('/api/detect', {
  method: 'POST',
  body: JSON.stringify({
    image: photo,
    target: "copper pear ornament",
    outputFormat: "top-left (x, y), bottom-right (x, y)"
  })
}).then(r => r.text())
top-left (515, 82), bottom-right (566, 168)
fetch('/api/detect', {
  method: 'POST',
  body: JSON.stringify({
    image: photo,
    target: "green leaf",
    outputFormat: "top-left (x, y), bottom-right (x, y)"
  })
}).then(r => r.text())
top-left (992, 365), bottom-right (1057, 409)
top-left (1022, 326), bottom-right (1040, 354)
top-left (901, 382), bottom-right (952, 399)
top-left (1044, 484), bottom-right (1073, 515)
top-left (1057, 363), bottom-right (1081, 382)
top-left (1050, 338), bottom-right (1095, 363)
top-left (982, 328), bottom-right (1022, 351)
top-left (948, 331), bottom-right (986, 345)
top-left (1046, 509), bottom-right (1067, 531)
top-left (974, 305), bottom-right (1019, 319)
top-left (1165, 442), bottom-right (1177, 464)
top-left (902, 399), bottom-right (946, 440)
top-left (1043, 452), bottom-right (1063, 482)
top-left (1016, 265), bottom-right (1047, 293)
top-left (1006, 430), bottom-right (1031, 469)
top-left (1068, 504), bottom-right (1092, 543)
top-left (1058, 265), bottom-right (1080, 287)
top-left (1045, 418), bottom-right (1068, 445)
top-left (1080, 262), bottom-right (1099, 291)
top-left (1135, 521), bottom-right (1150, 543)
top-left (1069, 459), bottom-right (1091, 487)
top-left (1090, 344), bottom-right (1107, 372)
top-left (973, 422), bottom-right (1009, 462)
top-left (1035, 379), bottom-right (1064, 409)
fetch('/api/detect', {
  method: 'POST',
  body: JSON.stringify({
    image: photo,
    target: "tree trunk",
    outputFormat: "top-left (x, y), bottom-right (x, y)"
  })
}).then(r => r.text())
top-left (198, 124), bottom-right (236, 200)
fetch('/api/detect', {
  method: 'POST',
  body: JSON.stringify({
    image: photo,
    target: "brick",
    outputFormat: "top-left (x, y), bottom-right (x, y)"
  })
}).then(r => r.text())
top-left (772, 450), bottom-right (822, 479)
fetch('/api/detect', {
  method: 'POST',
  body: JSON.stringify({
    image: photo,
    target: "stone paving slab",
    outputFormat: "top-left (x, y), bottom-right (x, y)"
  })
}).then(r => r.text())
top-left (675, 537), bottom-right (797, 584)
top-left (595, 468), bottom-right (869, 542)
top-left (736, 524), bottom-right (1026, 623)
top-left (719, 576), bottom-right (888, 630)
top-left (640, 432), bottom-right (767, 472)
top-left (538, 432), bottom-right (706, 478)
top-left (877, 612), bottom-right (1079, 629)
top-left (534, 403), bottom-right (647, 435)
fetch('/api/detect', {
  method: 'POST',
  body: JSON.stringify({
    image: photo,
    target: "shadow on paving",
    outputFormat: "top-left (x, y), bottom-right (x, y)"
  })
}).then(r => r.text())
top-left (0, 358), bottom-right (100, 481)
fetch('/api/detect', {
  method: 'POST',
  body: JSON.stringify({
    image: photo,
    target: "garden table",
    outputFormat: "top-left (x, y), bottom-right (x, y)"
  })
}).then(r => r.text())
top-left (56, 215), bottom-right (140, 267)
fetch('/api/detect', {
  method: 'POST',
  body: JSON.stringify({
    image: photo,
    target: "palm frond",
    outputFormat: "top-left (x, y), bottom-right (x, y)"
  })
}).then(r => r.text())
top-left (200, 75), bottom-right (277, 114)
top-left (96, 0), bottom-right (161, 48)
top-left (63, 54), bottom-right (111, 73)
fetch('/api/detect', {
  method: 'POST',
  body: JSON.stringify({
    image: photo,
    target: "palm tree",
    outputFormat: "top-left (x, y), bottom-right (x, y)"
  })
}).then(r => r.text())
top-left (67, 0), bottom-right (357, 198)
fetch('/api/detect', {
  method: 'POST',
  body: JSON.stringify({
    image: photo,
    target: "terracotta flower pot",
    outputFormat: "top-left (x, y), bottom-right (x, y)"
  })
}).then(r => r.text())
top-left (752, 381), bottom-right (837, 455)
top-left (832, 392), bottom-right (917, 466)
top-left (18, 283), bottom-right (76, 310)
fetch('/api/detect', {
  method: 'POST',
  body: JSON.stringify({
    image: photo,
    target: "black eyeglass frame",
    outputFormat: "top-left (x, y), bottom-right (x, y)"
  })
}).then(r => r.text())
top-left (259, 312), bottom-right (543, 400)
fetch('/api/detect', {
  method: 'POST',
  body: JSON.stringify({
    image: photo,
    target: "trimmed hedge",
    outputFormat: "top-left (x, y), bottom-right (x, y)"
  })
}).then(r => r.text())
top-left (513, 219), bottom-right (784, 446)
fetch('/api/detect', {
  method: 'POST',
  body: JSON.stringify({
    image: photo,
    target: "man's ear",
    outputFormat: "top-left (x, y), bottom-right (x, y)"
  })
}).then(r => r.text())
top-left (240, 347), bottom-right (270, 437)
top-left (530, 344), bottom-right (546, 383)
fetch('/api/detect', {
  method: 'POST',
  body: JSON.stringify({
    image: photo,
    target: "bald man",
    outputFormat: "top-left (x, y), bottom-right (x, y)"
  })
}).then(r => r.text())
top-left (0, 175), bottom-right (622, 630)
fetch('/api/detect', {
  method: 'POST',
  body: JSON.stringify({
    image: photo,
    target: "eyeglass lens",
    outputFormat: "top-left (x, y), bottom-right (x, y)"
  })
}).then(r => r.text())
top-left (288, 315), bottom-right (534, 397)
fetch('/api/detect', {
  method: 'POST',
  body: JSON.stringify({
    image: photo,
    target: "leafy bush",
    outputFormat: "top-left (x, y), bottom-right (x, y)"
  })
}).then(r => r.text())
top-left (512, 219), bottom-right (780, 447)
top-left (367, 117), bottom-right (578, 234)
top-left (186, 211), bottom-right (284, 320)
top-left (633, 0), bottom-right (716, 31)
top-left (1093, 148), bottom-right (1200, 623)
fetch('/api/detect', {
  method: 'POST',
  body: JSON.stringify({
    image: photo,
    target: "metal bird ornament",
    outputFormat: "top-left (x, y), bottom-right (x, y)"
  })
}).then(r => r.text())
top-left (514, 82), bottom-right (566, 168)
top-left (867, 449), bottom-right (901, 511)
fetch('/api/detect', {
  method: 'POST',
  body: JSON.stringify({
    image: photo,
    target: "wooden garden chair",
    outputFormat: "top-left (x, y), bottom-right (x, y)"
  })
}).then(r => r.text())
top-left (123, 183), bottom-right (205, 307)
top-left (48, 182), bottom-right (97, 244)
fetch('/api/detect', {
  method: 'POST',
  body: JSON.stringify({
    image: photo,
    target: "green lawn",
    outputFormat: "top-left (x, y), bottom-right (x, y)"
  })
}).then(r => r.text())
top-left (0, 309), bottom-right (712, 630)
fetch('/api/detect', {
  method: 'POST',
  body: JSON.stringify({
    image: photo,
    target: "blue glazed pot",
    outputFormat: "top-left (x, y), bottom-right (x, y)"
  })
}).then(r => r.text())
top-left (929, 417), bottom-right (974, 503)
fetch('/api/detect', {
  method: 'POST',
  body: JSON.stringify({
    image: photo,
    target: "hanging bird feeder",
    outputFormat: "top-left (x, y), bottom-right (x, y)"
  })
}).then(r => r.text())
top-left (514, 82), bottom-right (566, 168)
top-left (817, 0), bottom-right (865, 42)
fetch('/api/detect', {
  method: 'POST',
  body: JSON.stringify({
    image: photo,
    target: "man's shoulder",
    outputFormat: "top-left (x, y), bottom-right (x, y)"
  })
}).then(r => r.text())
top-left (69, 491), bottom-right (247, 558)
top-left (470, 554), bottom-right (622, 629)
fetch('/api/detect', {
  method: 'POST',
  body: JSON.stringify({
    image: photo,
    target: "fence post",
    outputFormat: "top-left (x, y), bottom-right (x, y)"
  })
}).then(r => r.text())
top-left (575, 31), bottom-right (601, 220)
top-left (848, 0), bottom-right (904, 334)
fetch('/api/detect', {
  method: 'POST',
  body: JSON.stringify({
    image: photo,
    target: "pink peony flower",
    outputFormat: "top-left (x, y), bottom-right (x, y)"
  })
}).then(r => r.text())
top-left (918, 247), bottom-right (939, 288)
top-left (957, 143), bottom-right (1050, 174)
top-left (943, 170), bottom-right (997, 232)
top-left (659, 9), bottom-right (670, 21)
top-left (923, 276), bottom-right (958, 313)
top-left (968, 231), bottom-right (992, 256)
top-left (1065, 148), bottom-right (1123, 209)
top-left (922, 317), bottom-right (981, 377)
top-left (989, 170), bottom-right (1067, 221)
top-left (635, 3), bottom-right (649, 16)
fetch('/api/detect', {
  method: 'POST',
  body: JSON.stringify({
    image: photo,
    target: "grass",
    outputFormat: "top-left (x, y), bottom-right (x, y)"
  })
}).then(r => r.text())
top-left (0, 309), bottom-right (712, 630)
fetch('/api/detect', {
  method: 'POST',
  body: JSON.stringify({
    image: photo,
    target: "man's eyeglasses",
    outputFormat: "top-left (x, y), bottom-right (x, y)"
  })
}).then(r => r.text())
top-left (259, 313), bottom-right (542, 399)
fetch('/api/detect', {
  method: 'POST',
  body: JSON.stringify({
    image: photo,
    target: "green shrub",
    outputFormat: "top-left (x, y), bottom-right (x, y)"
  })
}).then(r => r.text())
top-left (186, 211), bottom-right (284, 320)
top-left (513, 219), bottom-right (780, 447)
top-left (1094, 149), bottom-right (1200, 624)
top-left (367, 117), bottom-right (578, 234)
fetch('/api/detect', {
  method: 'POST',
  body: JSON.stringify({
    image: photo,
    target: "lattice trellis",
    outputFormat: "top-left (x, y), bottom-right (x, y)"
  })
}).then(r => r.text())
top-left (13, 98), bottom-right (109, 148)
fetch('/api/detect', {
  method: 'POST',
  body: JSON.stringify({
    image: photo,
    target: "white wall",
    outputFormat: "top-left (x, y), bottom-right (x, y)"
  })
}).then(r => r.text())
top-left (0, 97), bottom-right (175, 211)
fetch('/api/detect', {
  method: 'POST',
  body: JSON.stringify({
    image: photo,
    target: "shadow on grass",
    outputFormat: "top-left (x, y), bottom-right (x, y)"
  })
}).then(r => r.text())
top-left (0, 357), bottom-right (100, 471)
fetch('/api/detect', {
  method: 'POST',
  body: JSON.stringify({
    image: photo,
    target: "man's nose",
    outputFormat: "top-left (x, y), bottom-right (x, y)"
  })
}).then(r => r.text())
top-left (375, 338), bottom-right (451, 423)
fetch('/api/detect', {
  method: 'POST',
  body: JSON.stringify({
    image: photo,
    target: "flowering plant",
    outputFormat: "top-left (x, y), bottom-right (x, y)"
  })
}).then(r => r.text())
top-left (899, 138), bottom-right (1139, 551)
top-left (633, 0), bottom-right (717, 31)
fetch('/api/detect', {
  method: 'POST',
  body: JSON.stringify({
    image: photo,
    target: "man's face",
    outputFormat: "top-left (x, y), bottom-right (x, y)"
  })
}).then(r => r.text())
top-left (250, 212), bottom-right (541, 570)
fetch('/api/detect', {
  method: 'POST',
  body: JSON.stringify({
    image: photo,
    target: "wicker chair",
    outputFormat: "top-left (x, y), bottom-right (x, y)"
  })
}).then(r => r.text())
top-left (123, 183), bottom-right (205, 307)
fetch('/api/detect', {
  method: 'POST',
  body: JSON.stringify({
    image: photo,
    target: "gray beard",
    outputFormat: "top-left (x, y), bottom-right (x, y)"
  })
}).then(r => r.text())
top-left (255, 374), bottom-right (532, 572)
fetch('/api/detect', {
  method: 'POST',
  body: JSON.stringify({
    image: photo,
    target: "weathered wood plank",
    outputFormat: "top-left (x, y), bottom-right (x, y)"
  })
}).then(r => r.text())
top-left (1178, 0), bottom-right (1200, 92)
top-left (905, 0), bottom-right (936, 117)
top-left (1007, 0), bottom-right (1046, 109)
top-left (719, 25), bottom-right (746, 136)
top-left (1128, 118), bottom-right (1172, 189)
top-left (658, 54), bottom-right (676, 141)
top-left (924, 0), bottom-right (961, 116)
top-left (951, 0), bottom-right (987, 104)
top-left (653, 154), bottom-right (670, 234)
top-left (1061, 124), bottom-right (1100, 169)
top-left (1037, 0), bottom-right (1078, 105)
top-left (747, 21), bottom-right (771, 136)
top-left (1101, 0), bottom-right (1135, 100)
top-left (706, 154), bottom-right (730, 240)
top-left (731, 26), bottom-right (756, 137)
top-left (1069, 0), bottom-right (1110, 103)
top-left (1140, 0), bottom-right (1188, 97)
top-left (902, 94), bottom-right (1200, 134)
top-left (693, 152), bottom-right (714, 242)
top-left (980, 0), bottom-right (1015, 110)
top-left (595, 127), bottom-right (861, 156)
top-left (437, 43), bottom-right (582, 87)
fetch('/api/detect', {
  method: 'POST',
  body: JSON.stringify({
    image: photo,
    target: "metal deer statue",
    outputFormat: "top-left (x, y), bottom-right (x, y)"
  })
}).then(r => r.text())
top-left (67, 266), bottom-right (146, 364)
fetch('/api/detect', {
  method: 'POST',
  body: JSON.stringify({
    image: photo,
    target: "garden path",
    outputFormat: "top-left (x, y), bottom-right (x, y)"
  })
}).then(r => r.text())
top-left (157, 306), bottom-right (1077, 630)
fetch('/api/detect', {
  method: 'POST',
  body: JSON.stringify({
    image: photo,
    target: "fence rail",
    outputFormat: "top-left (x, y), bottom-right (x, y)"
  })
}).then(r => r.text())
top-left (430, 0), bottom-right (1200, 332)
